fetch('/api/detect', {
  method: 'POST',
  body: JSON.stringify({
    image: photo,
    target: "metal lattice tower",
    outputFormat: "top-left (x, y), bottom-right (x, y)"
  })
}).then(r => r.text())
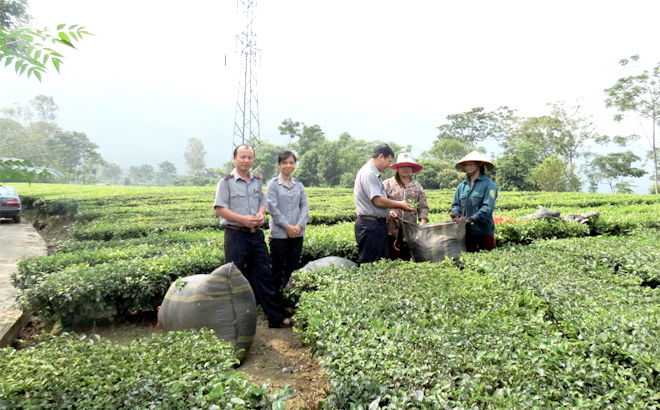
top-left (232, 0), bottom-right (261, 152)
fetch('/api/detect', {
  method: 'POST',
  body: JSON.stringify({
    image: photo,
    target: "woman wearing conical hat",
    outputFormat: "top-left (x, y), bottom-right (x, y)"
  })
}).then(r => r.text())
top-left (450, 151), bottom-right (498, 252)
top-left (383, 153), bottom-right (429, 260)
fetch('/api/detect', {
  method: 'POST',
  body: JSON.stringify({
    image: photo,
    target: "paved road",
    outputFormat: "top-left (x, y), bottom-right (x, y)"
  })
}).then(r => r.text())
top-left (0, 219), bottom-right (47, 347)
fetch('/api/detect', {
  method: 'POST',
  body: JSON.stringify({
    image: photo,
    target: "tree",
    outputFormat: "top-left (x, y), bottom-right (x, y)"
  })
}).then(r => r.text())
top-left (128, 164), bottom-right (155, 186)
top-left (604, 55), bottom-right (660, 194)
top-left (320, 140), bottom-right (341, 186)
top-left (45, 130), bottom-right (101, 182)
top-left (79, 156), bottom-right (105, 185)
top-left (155, 161), bottom-right (177, 186)
top-left (0, 0), bottom-right (30, 30)
top-left (436, 106), bottom-right (516, 146)
top-left (297, 124), bottom-right (325, 157)
top-left (277, 119), bottom-right (326, 156)
top-left (278, 118), bottom-right (301, 147)
top-left (527, 155), bottom-right (581, 192)
top-left (426, 138), bottom-right (471, 163)
top-left (495, 142), bottom-right (543, 191)
top-left (184, 138), bottom-right (206, 176)
top-left (503, 115), bottom-right (565, 160)
top-left (29, 94), bottom-right (58, 122)
top-left (249, 139), bottom-right (283, 180)
top-left (296, 149), bottom-right (323, 187)
top-left (101, 163), bottom-right (122, 184)
top-left (547, 100), bottom-right (600, 166)
top-left (589, 151), bottom-right (646, 193)
top-left (416, 159), bottom-right (462, 190)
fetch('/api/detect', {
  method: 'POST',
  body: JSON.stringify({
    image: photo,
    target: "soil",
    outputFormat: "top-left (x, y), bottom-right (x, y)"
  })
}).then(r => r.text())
top-left (13, 218), bottom-right (331, 410)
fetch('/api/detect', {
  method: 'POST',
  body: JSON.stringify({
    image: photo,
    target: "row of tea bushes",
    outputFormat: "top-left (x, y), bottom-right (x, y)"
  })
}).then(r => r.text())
top-left (14, 223), bottom-right (357, 323)
top-left (0, 329), bottom-right (290, 409)
top-left (290, 234), bottom-right (660, 409)
top-left (17, 184), bottom-right (660, 235)
top-left (14, 243), bottom-right (185, 288)
top-left (16, 245), bottom-right (226, 323)
top-left (17, 217), bottom-right (659, 324)
top-left (69, 210), bottom-right (359, 241)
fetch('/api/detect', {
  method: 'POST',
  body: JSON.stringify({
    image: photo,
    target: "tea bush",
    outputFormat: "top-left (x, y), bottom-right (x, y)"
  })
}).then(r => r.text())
top-left (291, 237), bottom-right (660, 409)
top-left (0, 329), bottom-right (289, 409)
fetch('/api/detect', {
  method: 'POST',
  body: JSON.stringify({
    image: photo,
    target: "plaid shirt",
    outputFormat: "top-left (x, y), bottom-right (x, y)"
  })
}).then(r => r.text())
top-left (383, 177), bottom-right (429, 237)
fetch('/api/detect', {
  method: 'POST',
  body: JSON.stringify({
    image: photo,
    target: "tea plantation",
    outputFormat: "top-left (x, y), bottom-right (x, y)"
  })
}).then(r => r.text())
top-left (3, 183), bottom-right (660, 409)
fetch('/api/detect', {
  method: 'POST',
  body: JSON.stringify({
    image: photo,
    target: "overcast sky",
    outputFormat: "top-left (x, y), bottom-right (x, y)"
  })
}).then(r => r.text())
top-left (2, 0), bottom-right (660, 193)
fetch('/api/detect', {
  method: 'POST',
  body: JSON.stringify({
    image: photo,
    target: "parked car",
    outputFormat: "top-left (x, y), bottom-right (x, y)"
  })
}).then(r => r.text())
top-left (0, 185), bottom-right (21, 223)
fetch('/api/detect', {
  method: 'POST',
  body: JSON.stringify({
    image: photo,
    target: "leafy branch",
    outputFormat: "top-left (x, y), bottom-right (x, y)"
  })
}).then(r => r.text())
top-left (0, 24), bottom-right (91, 82)
top-left (0, 157), bottom-right (62, 185)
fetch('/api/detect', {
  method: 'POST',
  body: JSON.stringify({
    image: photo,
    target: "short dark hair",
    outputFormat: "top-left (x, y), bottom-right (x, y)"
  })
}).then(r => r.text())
top-left (479, 164), bottom-right (486, 175)
top-left (233, 144), bottom-right (254, 158)
top-left (372, 143), bottom-right (394, 159)
top-left (277, 150), bottom-right (297, 164)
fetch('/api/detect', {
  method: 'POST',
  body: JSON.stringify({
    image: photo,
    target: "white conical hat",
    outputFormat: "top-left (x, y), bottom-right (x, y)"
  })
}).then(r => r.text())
top-left (455, 151), bottom-right (495, 171)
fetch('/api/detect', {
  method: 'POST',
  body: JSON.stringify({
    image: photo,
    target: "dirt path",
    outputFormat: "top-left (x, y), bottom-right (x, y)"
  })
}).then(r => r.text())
top-left (240, 317), bottom-right (330, 409)
top-left (0, 219), bottom-right (47, 346)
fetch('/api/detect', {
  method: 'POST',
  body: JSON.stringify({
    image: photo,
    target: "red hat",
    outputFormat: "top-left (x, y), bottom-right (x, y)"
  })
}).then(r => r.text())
top-left (390, 153), bottom-right (423, 173)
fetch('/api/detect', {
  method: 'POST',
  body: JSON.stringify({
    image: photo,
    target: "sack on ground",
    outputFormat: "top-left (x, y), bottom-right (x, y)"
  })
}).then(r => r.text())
top-left (402, 220), bottom-right (466, 262)
top-left (301, 256), bottom-right (357, 271)
top-left (157, 262), bottom-right (257, 362)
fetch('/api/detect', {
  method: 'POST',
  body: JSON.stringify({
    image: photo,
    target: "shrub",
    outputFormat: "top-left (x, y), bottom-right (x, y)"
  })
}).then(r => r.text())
top-left (18, 245), bottom-right (225, 323)
top-left (0, 329), bottom-right (290, 409)
top-left (32, 198), bottom-right (79, 219)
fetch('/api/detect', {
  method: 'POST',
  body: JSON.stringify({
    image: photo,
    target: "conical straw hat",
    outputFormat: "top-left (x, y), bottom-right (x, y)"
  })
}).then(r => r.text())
top-left (455, 151), bottom-right (495, 171)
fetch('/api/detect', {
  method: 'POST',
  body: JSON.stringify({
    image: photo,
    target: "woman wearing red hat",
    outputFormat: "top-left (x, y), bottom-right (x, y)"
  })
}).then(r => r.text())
top-left (383, 153), bottom-right (429, 260)
top-left (450, 151), bottom-right (498, 252)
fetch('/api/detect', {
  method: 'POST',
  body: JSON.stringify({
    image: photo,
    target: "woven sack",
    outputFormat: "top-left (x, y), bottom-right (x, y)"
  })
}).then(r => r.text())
top-left (158, 262), bottom-right (257, 362)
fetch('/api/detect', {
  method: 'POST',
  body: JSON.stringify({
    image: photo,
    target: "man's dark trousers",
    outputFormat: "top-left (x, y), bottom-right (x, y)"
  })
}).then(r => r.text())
top-left (224, 228), bottom-right (286, 326)
top-left (355, 217), bottom-right (389, 265)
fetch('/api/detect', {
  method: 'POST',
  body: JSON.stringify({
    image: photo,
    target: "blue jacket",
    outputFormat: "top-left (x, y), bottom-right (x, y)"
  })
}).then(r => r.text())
top-left (451, 175), bottom-right (498, 235)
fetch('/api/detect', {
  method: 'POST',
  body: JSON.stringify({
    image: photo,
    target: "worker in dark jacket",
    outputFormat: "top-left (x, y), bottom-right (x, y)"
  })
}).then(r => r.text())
top-left (450, 151), bottom-right (498, 252)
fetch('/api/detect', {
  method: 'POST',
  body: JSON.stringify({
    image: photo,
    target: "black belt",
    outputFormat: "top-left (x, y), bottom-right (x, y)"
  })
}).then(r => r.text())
top-left (225, 225), bottom-right (261, 233)
top-left (357, 216), bottom-right (386, 221)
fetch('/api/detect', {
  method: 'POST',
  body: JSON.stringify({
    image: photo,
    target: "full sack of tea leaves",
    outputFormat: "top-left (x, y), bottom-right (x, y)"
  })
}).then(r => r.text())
top-left (158, 262), bottom-right (257, 362)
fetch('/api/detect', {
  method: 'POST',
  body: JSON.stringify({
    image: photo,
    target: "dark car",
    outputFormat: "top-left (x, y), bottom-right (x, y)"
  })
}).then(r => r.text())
top-left (0, 185), bottom-right (21, 223)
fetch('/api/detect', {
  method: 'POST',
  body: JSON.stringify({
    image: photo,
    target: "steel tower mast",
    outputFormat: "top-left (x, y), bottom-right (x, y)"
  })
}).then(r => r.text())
top-left (232, 0), bottom-right (261, 152)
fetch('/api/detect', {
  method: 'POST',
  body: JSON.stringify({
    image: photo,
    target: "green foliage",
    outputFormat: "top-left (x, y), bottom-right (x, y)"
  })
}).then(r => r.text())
top-left (589, 151), bottom-right (647, 193)
top-left (12, 184), bottom-right (660, 325)
top-left (17, 244), bottom-right (225, 323)
top-left (494, 218), bottom-right (589, 245)
top-left (0, 157), bottom-right (60, 184)
top-left (604, 55), bottom-right (660, 195)
top-left (0, 329), bottom-right (288, 409)
top-left (0, 0), bottom-right (31, 30)
top-left (528, 155), bottom-right (581, 192)
top-left (184, 137), bottom-right (206, 176)
top-left (0, 24), bottom-right (91, 81)
top-left (494, 142), bottom-right (542, 191)
top-left (9, 183), bottom-right (660, 408)
top-left (290, 234), bottom-right (660, 408)
top-left (436, 106), bottom-right (515, 146)
top-left (127, 164), bottom-right (155, 186)
top-left (32, 197), bottom-right (78, 218)
top-left (415, 159), bottom-right (462, 190)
